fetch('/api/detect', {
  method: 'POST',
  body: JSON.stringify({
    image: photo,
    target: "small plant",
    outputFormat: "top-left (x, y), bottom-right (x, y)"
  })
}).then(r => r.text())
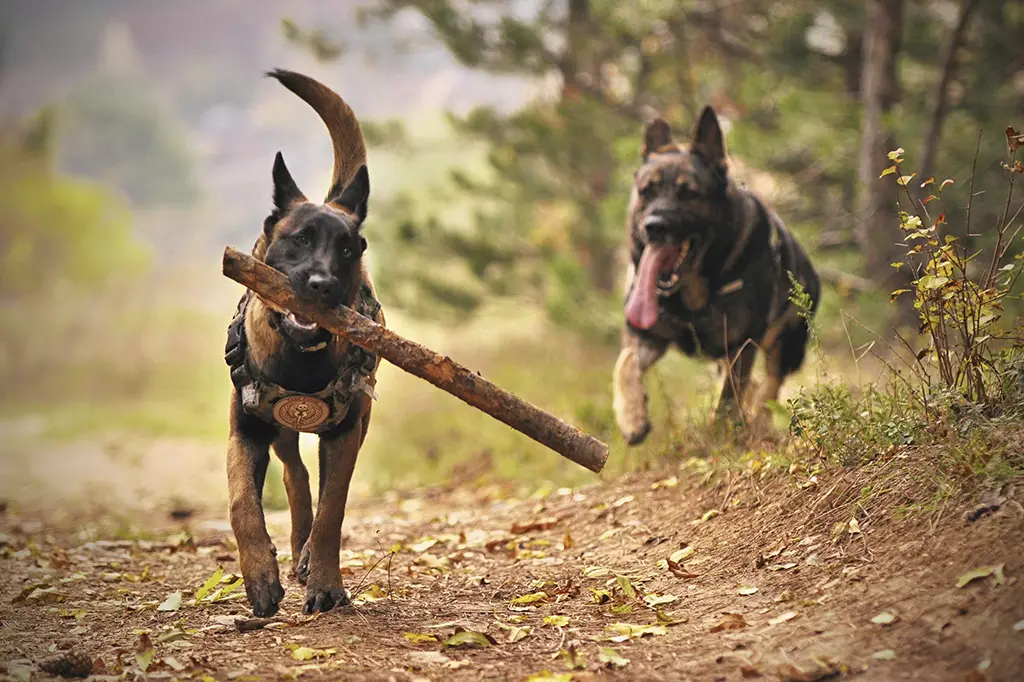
top-left (882, 127), bottom-right (1023, 410)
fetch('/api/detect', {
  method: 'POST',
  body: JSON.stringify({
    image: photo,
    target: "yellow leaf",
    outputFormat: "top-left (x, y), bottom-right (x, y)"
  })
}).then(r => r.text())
top-left (403, 632), bottom-right (438, 644)
top-left (511, 591), bottom-right (549, 605)
top-left (670, 546), bottom-right (695, 563)
top-left (543, 615), bottom-right (570, 627)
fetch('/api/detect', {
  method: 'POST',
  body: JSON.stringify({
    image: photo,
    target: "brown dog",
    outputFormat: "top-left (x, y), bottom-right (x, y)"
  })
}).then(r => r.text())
top-left (223, 69), bottom-right (384, 616)
top-left (612, 106), bottom-right (821, 444)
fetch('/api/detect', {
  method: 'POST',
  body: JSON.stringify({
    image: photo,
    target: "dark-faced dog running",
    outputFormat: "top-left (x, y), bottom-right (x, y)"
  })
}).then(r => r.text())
top-left (612, 106), bottom-right (821, 445)
top-left (223, 69), bottom-right (384, 616)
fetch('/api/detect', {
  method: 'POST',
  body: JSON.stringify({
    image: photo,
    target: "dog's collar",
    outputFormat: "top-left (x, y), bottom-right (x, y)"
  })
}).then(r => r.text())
top-left (224, 285), bottom-right (382, 434)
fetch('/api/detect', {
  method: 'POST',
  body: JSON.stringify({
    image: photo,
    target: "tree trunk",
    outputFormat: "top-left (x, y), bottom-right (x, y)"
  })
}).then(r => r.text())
top-left (918, 0), bottom-right (979, 187)
top-left (855, 0), bottom-right (904, 288)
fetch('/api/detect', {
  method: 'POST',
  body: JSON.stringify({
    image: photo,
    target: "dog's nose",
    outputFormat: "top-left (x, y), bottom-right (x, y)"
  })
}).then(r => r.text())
top-left (642, 214), bottom-right (671, 242)
top-left (305, 273), bottom-right (339, 304)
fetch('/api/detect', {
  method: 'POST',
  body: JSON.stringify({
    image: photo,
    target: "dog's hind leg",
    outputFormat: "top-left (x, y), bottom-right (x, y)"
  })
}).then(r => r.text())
top-left (227, 412), bottom-right (284, 617)
top-left (300, 402), bottom-right (368, 614)
top-left (757, 313), bottom-right (812, 428)
top-left (714, 342), bottom-right (757, 424)
top-left (272, 431), bottom-right (313, 583)
top-left (613, 329), bottom-right (668, 446)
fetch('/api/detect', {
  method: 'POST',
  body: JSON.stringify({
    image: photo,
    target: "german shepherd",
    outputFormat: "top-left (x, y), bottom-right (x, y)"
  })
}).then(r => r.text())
top-left (612, 106), bottom-right (821, 445)
top-left (225, 70), bottom-right (383, 616)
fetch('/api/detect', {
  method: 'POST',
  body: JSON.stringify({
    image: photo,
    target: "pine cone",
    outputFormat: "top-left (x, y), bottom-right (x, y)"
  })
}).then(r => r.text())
top-left (39, 650), bottom-right (93, 678)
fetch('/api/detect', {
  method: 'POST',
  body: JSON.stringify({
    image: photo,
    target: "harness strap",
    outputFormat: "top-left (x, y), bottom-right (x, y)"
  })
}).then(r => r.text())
top-left (223, 283), bottom-right (383, 433)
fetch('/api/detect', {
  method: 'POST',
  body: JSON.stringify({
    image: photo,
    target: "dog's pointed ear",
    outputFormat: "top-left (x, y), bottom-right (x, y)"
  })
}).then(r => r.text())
top-left (691, 106), bottom-right (727, 168)
top-left (272, 151), bottom-right (306, 212)
top-left (643, 118), bottom-right (673, 160)
top-left (328, 164), bottom-right (370, 223)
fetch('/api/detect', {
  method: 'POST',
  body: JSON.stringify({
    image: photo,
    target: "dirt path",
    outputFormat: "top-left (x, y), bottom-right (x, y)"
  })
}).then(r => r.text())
top-left (1, 456), bottom-right (1022, 682)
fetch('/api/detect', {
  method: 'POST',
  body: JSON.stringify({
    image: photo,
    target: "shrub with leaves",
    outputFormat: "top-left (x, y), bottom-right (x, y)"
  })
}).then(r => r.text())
top-left (883, 129), bottom-right (1023, 409)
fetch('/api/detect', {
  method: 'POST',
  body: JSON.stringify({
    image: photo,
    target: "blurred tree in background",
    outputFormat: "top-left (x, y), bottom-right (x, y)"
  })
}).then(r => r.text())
top-left (291, 0), bottom-right (1023, 340)
top-left (57, 74), bottom-right (200, 209)
top-left (0, 107), bottom-right (146, 300)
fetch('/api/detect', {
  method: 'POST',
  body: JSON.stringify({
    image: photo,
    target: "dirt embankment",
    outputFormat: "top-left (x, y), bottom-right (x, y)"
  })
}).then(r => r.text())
top-left (1, 455), bottom-right (1022, 682)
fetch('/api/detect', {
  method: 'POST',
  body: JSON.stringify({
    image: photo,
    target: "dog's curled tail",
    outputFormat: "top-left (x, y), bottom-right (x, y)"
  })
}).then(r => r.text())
top-left (266, 68), bottom-right (367, 204)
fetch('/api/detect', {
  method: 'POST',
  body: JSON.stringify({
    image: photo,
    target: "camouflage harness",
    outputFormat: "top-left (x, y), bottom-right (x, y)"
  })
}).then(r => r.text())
top-left (224, 284), bottom-right (381, 434)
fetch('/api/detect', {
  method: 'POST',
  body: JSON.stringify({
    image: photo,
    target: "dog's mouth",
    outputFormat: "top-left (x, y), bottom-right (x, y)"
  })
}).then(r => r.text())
top-left (272, 308), bottom-right (330, 349)
top-left (625, 240), bottom-right (692, 330)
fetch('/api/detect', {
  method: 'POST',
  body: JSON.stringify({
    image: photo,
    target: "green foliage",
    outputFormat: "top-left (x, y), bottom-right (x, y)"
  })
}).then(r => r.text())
top-left (883, 136), bottom-right (1023, 407)
top-left (58, 74), bottom-right (199, 208)
top-left (0, 114), bottom-right (147, 299)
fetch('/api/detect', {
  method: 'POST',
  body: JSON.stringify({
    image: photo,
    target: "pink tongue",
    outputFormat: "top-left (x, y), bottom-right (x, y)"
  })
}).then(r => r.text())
top-left (625, 244), bottom-right (679, 329)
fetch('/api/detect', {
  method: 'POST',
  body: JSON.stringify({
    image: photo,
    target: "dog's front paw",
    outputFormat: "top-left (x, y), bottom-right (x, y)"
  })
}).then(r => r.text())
top-left (293, 543), bottom-right (311, 585)
top-left (622, 421), bottom-right (652, 446)
top-left (246, 573), bottom-right (285, 617)
top-left (303, 585), bottom-right (350, 614)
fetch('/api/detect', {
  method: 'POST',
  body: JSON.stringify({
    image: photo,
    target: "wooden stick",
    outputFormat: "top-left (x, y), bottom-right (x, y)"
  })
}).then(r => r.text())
top-left (222, 247), bottom-right (609, 474)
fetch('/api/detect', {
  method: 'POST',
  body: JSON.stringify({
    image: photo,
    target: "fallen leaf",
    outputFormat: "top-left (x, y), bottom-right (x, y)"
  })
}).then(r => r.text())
top-left (610, 603), bottom-right (634, 614)
top-left (768, 611), bottom-right (800, 626)
top-left (613, 495), bottom-right (634, 507)
top-left (605, 622), bottom-right (667, 642)
top-left (581, 566), bottom-right (611, 578)
top-left (1014, 620), bottom-right (1024, 632)
top-left (525, 672), bottom-right (573, 682)
top-left (710, 613), bottom-right (748, 632)
top-left (560, 644), bottom-right (587, 670)
top-left (508, 625), bottom-right (531, 643)
top-left (589, 588), bottom-right (612, 604)
top-left (642, 593), bottom-right (678, 607)
top-left (598, 646), bottom-right (629, 668)
top-left (871, 611), bottom-right (898, 626)
top-left (562, 530), bottom-right (575, 550)
top-left (700, 509), bottom-right (721, 522)
top-left (956, 564), bottom-right (1006, 588)
top-left (403, 633), bottom-right (438, 644)
top-left (615, 575), bottom-right (637, 600)
top-left (135, 633), bottom-right (155, 672)
top-left (194, 567), bottom-right (224, 602)
top-left (406, 650), bottom-right (453, 668)
top-left (58, 608), bottom-right (87, 620)
top-left (511, 591), bottom-right (549, 605)
top-left (741, 665), bottom-right (763, 678)
top-left (163, 656), bottom-right (186, 671)
top-left (738, 586), bottom-right (759, 596)
top-left (23, 587), bottom-right (65, 604)
top-left (442, 630), bottom-right (494, 649)
top-left (543, 615), bottom-right (569, 627)
top-left (511, 517), bottom-right (559, 534)
top-left (157, 591), bottom-right (182, 612)
top-left (666, 559), bottom-right (699, 579)
top-left (670, 546), bottom-right (695, 563)
top-left (655, 609), bottom-right (685, 626)
top-left (770, 563), bottom-right (798, 571)
top-left (652, 476), bottom-right (679, 490)
top-left (776, 662), bottom-right (840, 682)
top-left (408, 538), bottom-right (438, 553)
top-left (288, 645), bottom-right (336, 661)
top-left (848, 518), bottom-right (862, 534)
top-left (354, 584), bottom-right (387, 603)
top-left (872, 649), bottom-right (897, 661)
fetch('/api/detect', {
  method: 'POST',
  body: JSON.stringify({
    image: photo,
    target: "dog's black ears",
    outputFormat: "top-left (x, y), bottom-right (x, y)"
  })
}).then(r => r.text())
top-left (691, 106), bottom-right (727, 169)
top-left (643, 118), bottom-right (673, 160)
top-left (272, 151), bottom-right (306, 213)
top-left (327, 164), bottom-right (370, 224)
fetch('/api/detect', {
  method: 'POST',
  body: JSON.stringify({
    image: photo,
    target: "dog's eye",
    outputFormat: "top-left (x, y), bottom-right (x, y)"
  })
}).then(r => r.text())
top-left (677, 183), bottom-right (694, 199)
top-left (294, 234), bottom-right (310, 247)
top-left (639, 183), bottom-right (657, 200)
top-left (341, 247), bottom-right (352, 258)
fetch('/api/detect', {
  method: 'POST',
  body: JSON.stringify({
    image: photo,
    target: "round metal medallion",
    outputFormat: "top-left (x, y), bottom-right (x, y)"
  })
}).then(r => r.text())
top-left (272, 395), bottom-right (331, 432)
